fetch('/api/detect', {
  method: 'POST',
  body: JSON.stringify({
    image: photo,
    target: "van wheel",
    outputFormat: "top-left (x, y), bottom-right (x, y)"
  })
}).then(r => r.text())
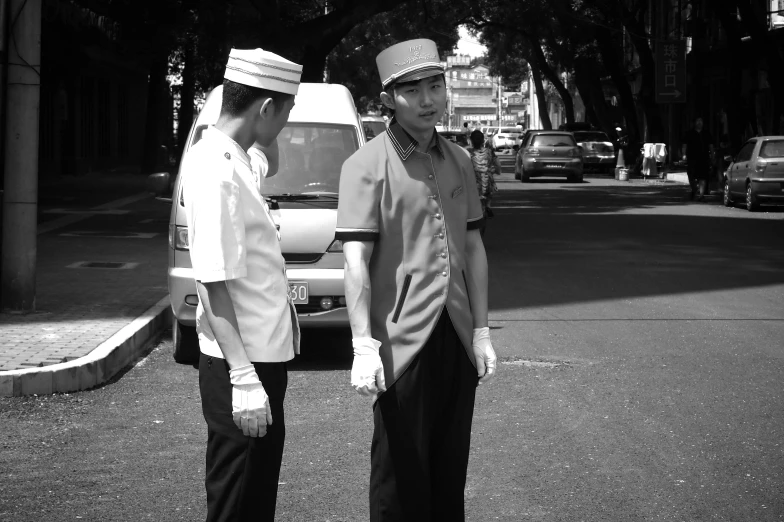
top-left (746, 182), bottom-right (759, 212)
top-left (723, 180), bottom-right (733, 207)
top-left (173, 318), bottom-right (200, 365)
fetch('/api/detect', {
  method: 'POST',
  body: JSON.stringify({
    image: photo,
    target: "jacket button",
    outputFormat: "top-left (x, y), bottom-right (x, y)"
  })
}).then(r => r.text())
top-left (224, 152), bottom-right (231, 160)
top-left (434, 213), bottom-right (442, 219)
top-left (441, 271), bottom-right (448, 277)
top-left (428, 174), bottom-right (434, 179)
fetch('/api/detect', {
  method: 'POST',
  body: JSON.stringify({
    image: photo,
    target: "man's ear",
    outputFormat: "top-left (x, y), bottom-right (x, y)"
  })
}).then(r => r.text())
top-left (259, 98), bottom-right (274, 119)
top-left (380, 90), bottom-right (395, 111)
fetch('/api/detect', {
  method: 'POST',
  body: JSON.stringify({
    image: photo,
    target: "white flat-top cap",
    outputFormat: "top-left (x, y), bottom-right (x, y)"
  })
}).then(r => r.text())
top-left (224, 48), bottom-right (303, 95)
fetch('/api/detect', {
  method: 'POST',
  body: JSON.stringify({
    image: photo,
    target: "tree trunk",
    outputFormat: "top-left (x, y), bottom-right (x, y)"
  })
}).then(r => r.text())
top-left (574, 57), bottom-right (615, 136)
top-left (526, 34), bottom-right (574, 124)
top-left (620, 9), bottom-right (664, 142)
top-left (595, 25), bottom-right (640, 145)
top-left (178, 41), bottom-right (195, 156)
top-left (529, 60), bottom-right (552, 130)
top-left (733, 0), bottom-right (784, 134)
top-left (143, 53), bottom-right (170, 172)
top-left (711, 1), bottom-right (746, 152)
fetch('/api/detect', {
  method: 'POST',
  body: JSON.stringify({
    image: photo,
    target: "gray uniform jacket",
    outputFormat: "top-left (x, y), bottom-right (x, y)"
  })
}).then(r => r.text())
top-left (336, 120), bottom-right (485, 386)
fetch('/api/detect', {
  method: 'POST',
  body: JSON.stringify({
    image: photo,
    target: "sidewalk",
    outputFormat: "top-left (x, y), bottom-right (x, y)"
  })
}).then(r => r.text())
top-left (0, 171), bottom-right (172, 396)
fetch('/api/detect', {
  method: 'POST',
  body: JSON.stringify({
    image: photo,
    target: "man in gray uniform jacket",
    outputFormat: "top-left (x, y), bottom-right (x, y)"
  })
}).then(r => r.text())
top-left (336, 38), bottom-right (497, 521)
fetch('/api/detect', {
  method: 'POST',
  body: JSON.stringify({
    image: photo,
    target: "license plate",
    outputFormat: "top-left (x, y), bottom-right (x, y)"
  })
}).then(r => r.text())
top-left (288, 282), bottom-right (309, 304)
top-left (545, 164), bottom-right (564, 168)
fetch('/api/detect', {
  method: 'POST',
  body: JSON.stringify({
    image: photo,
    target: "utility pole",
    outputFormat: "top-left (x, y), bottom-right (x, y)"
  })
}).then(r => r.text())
top-left (1, 0), bottom-right (41, 312)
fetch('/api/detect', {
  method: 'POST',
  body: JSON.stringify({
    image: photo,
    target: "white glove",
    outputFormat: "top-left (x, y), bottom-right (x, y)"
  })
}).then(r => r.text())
top-left (472, 327), bottom-right (497, 385)
top-left (229, 364), bottom-right (273, 437)
top-left (351, 337), bottom-right (386, 396)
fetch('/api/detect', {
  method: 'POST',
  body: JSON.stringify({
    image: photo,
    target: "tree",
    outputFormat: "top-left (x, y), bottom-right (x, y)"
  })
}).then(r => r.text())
top-left (325, 2), bottom-right (459, 113)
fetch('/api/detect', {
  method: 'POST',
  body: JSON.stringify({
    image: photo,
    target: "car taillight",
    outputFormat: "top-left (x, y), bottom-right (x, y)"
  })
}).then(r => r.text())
top-left (569, 148), bottom-right (580, 157)
top-left (169, 224), bottom-right (190, 251)
top-left (755, 158), bottom-right (768, 173)
top-left (527, 148), bottom-right (540, 156)
top-left (326, 239), bottom-right (343, 253)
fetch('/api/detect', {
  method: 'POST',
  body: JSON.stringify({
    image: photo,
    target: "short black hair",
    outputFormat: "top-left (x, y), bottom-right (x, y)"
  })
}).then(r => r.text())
top-left (470, 130), bottom-right (485, 148)
top-left (220, 79), bottom-right (294, 118)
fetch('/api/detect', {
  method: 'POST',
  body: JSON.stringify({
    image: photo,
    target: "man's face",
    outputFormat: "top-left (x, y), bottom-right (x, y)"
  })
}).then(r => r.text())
top-left (695, 118), bottom-right (703, 132)
top-left (387, 76), bottom-right (446, 134)
top-left (254, 96), bottom-right (296, 147)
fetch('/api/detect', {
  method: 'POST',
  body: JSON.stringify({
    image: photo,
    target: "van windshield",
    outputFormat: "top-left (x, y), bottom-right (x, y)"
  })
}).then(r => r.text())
top-left (260, 124), bottom-right (359, 195)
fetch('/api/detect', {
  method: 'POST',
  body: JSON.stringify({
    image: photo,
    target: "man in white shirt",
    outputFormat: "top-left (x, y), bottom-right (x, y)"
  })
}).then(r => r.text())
top-left (181, 48), bottom-right (301, 522)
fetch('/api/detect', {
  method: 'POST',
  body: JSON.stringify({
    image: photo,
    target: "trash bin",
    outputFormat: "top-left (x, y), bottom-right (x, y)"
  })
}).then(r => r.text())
top-left (618, 168), bottom-right (629, 181)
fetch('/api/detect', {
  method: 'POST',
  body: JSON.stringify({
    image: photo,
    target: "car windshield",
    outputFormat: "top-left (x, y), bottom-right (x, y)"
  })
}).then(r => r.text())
top-left (759, 140), bottom-right (784, 158)
top-left (363, 121), bottom-right (387, 140)
top-left (574, 132), bottom-right (610, 142)
top-left (260, 123), bottom-right (359, 195)
top-left (532, 134), bottom-right (576, 147)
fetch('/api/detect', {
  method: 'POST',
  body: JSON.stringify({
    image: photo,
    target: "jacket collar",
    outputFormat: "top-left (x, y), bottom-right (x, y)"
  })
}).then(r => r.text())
top-left (386, 118), bottom-right (444, 160)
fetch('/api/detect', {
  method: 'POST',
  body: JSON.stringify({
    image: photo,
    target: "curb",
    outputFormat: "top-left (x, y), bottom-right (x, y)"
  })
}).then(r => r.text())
top-left (0, 296), bottom-right (171, 397)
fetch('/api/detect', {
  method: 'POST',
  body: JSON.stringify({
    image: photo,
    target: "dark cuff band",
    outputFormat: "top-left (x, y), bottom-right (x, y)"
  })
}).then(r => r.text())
top-left (467, 217), bottom-right (486, 231)
top-left (335, 231), bottom-right (379, 242)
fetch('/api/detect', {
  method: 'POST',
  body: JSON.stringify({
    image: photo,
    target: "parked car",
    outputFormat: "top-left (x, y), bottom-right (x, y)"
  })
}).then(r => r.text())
top-left (437, 129), bottom-right (469, 148)
top-left (491, 126), bottom-right (524, 151)
top-left (518, 130), bottom-right (584, 182)
top-left (150, 83), bottom-right (363, 363)
top-left (361, 114), bottom-right (388, 141)
top-left (573, 130), bottom-right (617, 174)
top-left (724, 136), bottom-right (784, 211)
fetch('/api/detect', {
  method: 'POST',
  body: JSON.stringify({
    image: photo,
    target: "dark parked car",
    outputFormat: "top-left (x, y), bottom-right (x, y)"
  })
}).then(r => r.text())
top-left (573, 130), bottom-right (616, 174)
top-left (724, 136), bottom-right (784, 211)
top-left (518, 130), bottom-right (584, 182)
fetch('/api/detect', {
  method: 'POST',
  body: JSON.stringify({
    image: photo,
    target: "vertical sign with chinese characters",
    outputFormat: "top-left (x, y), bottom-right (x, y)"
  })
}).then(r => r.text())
top-left (655, 40), bottom-right (686, 103)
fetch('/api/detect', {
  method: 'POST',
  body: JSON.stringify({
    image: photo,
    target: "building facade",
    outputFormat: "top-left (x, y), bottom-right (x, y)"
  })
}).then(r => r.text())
top-left (37, 0), bottom-right (152, 177)
top-left (443, 55), bottom-right (502, 129)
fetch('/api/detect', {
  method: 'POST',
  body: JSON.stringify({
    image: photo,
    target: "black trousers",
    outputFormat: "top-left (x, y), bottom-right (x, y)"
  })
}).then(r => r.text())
top-left (199, 354), bottom-right (288, 522)
top-left (370, 312), bottom-right (478, 522)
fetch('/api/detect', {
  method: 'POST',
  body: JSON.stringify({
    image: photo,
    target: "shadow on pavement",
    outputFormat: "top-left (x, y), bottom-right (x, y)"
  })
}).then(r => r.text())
top-left (483, 201), bottom-right (784, 312)
top-left (288, 327), bottom-right (353, 371)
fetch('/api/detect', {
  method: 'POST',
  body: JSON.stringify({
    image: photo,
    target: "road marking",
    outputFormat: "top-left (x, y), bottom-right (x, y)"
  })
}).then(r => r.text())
top-left (43, 209), bottom-right (130, 215)
top-left (66, 261), bottom-right (139, 270)
top-left (59, 231), bottom-right (158, 239)
top-left (38, 192), bottom-right (149, 235)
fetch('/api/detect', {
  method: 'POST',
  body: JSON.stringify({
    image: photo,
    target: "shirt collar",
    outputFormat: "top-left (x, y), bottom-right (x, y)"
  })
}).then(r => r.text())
top-left (386, 118), bottom-right (445, 160)
top-left (204, 126), bottom-right (251, 168)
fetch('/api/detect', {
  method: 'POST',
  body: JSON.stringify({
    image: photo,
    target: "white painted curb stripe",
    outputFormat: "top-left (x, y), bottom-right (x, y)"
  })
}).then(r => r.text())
top-left (0, 296), bottom-right (171, 397)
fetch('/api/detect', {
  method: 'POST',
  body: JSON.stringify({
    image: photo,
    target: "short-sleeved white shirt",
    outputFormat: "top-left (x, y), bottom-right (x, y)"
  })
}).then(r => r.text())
top-left (181, 127), bottom-right (299, 362)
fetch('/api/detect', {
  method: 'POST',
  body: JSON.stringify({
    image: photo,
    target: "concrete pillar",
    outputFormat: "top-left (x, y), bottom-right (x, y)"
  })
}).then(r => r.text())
top-left (1, 0), bottom-right (41, 312)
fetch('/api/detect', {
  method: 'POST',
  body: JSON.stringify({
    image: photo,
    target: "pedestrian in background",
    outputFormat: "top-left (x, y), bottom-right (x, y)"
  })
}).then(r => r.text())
top-left (336, 38), bottom-right (497, 521)
top-left (683, 116), bottom-right (715, 201)
top-left (180, 48), bottom-right (301, 522)
top-left (467, 129), bottom-right (500, 237)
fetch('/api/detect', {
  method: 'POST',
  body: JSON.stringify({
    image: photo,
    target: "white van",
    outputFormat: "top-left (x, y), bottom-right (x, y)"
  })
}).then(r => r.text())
top-left (155, 83), bottom-right (364, 363)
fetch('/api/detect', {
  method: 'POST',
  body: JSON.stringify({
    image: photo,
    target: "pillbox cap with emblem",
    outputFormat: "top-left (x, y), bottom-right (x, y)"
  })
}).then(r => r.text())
top-left (376, 39), bottom-right (446, 89)
top-left (224, 48), bottom-right (303, 95)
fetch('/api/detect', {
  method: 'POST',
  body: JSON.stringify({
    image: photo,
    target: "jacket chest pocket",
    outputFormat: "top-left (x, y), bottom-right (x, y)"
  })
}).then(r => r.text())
top-left (392, 274), bottom-right (412, 324)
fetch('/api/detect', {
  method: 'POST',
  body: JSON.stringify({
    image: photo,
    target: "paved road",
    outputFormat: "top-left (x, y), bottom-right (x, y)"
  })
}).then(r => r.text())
top-left (1, 172), bottom-right (783, 521)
